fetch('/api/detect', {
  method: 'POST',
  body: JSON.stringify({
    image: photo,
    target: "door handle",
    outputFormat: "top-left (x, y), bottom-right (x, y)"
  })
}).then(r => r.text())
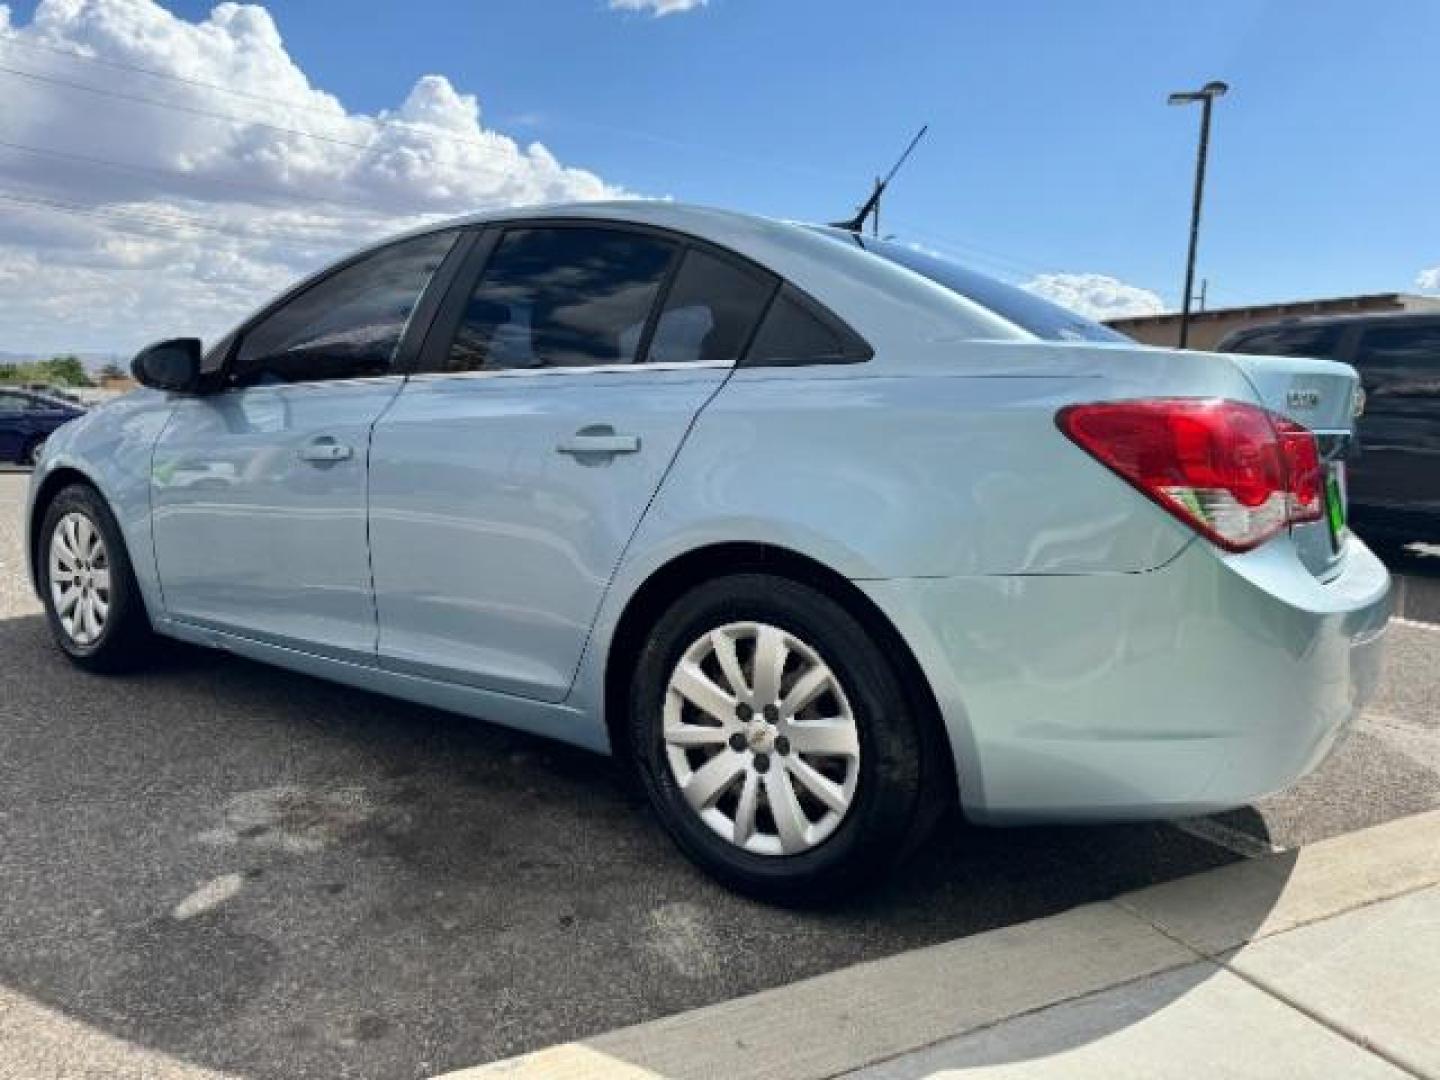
top-left (557, 426), bottom-right (641, 457)
top-left (298, 436), bottom-right (353, 463)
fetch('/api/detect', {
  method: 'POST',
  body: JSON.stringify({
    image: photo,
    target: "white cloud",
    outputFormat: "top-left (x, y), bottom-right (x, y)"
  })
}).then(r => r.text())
top-left (0, 0), bottom-right (625, 354)
top-left (608, 0), bottom-right (709, 16)
top-left (1417, 266), bottom-right (1440, 293)
top-left (1022, 272), bottom-right (1166, 322)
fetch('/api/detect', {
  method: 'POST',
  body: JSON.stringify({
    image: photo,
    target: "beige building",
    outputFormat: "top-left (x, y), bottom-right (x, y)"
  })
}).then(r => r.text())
top-left (98, 372), bottom-right (138, 392)
top-left (1107, 292), bottom-right (1440, 351)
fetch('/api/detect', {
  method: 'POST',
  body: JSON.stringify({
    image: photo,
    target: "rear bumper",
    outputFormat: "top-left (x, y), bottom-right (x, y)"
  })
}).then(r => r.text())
top-left (858, 534), bottom-right (1391, 823)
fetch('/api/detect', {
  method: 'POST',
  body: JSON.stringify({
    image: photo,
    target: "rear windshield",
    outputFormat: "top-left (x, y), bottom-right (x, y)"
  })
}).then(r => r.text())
top-left (810, 228), bottom-right (1130, 344)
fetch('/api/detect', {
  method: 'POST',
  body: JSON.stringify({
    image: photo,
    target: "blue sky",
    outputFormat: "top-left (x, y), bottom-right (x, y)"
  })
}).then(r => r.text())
top-left (175, 0), bottom-right (1440, 306)
top-left (0, 0), bottom-right (1436, 351)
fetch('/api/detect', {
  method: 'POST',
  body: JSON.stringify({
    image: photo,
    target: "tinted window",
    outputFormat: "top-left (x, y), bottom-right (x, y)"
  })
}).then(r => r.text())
top-left (232, 230), bottom-right (457, 387)
top-left (1228, 323), bottom-right (1345, 359)
top-left (819, 231), bottom-right (1128, 344)
top-left (648, 248), bottom-right (776, 365)
top-left (745, 286), bottom-right (868, 365)
top-left (0, 392), bottom-right (24, 415)
top-left (448, 227), bottom-right (676, 371)
top-left (1354, 321), bottom-right (1440, 394)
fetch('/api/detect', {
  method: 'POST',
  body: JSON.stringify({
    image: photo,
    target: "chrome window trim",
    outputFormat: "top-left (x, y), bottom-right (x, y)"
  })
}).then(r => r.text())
top-left (405, 359), bottom-right (733, 383)
top-left (197, 373), bottom-right (410, 399)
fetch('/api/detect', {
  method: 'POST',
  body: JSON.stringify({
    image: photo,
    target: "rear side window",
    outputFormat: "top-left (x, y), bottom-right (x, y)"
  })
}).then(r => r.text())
top-left (744, 285), bottom-right (871, 366)
top-left (648, 248), bottom-right (776, 365)
top-left (232, 230), bottom-right (457, 387)
top-left (1353, 321), bottom-right (1440, 394)
top-left (447, 227), bottom-right (676, 371)
top-left (1228, 324), bottom-right (1344, 359)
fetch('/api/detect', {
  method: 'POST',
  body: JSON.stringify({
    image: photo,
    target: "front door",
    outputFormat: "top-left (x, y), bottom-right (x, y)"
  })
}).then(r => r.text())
top-left (368, 225), bottom-right (778, 701)
top-left (151, 230), bottom-right (457, 660)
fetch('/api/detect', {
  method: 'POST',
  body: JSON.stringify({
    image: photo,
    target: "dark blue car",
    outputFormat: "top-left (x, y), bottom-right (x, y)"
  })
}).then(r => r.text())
top-left (0, 389), bottom-right (84, 465)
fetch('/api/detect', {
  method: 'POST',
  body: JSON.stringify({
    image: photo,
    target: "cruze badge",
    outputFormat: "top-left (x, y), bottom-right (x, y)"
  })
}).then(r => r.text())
top-left (1287, 388), bottom-right (1322, 411)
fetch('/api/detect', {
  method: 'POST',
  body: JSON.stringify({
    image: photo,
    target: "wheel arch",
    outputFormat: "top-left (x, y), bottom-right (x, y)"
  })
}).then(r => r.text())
top-left (602, 541), bottom-right (958, 805)
top-left (27, 466), bottom-right (103, 596)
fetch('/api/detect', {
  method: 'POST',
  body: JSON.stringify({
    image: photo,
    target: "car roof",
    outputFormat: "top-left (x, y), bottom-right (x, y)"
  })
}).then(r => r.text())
top-left (325, 201), bottom-right (1035, 355)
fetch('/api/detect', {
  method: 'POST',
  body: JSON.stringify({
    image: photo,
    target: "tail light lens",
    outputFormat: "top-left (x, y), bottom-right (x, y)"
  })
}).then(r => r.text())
top-left (1056, 399), bottom-right (1324, 553)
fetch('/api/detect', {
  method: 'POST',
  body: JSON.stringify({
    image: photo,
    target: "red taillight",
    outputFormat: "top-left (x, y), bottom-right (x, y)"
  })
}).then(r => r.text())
top-left (1056, 399), bottom-right (1324, 553)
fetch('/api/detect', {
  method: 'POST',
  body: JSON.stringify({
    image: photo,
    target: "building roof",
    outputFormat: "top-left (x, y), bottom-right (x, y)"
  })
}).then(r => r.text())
top-left (1108, 292), bottom-right (1440, 329)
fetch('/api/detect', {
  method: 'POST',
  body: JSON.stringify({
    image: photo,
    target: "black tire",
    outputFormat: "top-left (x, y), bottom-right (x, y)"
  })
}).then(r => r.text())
top-left (22, 437), bottom-right (46, 467)
top-left (629, 573), bottom-right (935, 903)
top-left (38, 482), bottom-right (157, 673)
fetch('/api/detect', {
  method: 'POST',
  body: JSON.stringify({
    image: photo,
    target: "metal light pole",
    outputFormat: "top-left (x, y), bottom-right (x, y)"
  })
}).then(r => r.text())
top-left (1168, 81), bottom-right (1228, 349)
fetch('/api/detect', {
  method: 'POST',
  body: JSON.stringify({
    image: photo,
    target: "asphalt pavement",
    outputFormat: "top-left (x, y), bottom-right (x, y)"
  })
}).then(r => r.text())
top-left (1, 470), bottom-right (1437, 1080)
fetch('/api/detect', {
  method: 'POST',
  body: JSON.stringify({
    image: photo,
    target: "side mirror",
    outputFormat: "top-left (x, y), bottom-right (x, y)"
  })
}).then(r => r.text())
top-left (132, 338), bottom-right (203, 393)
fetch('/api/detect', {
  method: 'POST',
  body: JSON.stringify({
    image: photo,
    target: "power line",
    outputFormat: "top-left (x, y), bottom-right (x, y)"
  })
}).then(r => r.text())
top-left (0, 34), bottom-right (409, 132)
top-left (0, 61), bottom-right (401, 155)
top-left (0, 188), bottom-right (361, 251)
top-left (0, 33), bottom-right (836, 184)
top-left (0, 137), bottom-right (401, 217)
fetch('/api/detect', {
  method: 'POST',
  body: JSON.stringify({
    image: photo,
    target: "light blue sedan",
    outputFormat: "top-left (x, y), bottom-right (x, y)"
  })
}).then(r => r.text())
top-left (25, 202), bottom-right (1390, 899)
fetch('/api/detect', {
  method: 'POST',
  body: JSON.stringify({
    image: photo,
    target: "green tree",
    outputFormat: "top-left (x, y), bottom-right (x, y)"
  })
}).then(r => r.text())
top-left (39, 355), bottom-right (93, 387)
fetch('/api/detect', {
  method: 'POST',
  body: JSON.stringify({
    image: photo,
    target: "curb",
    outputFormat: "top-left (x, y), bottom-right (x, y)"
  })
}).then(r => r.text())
top-left (435, 809), bottom-right (1440, 1080)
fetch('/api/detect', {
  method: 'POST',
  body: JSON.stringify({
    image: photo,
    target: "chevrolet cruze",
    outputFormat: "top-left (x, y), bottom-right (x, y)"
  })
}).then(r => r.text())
top-left (26, 202), bottom-right (1390, 899)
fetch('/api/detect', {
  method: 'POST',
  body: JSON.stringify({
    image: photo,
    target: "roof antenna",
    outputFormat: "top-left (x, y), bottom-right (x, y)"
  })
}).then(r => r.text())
top-left (831, 124), bottom-right (929, 237)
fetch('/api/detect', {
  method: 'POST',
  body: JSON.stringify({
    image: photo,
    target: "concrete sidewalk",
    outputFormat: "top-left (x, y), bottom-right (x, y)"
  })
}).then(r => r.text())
top-left (444, 809), bottom-right (1440, 1080)
top-left (850, 883), bottom-right (1440, 1079)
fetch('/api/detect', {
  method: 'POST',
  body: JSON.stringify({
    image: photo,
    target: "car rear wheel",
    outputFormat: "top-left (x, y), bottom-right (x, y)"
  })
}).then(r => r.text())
top-left (629, 573), bottom-right (933, 902)
top-left (39, 483), bottom-right (156, 673)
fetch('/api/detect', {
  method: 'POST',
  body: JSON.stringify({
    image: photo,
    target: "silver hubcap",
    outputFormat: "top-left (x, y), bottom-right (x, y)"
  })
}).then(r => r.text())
top-left (662, 621), bottom-right (861, 856)
top-left (49, 512), bottom-right (111, 646)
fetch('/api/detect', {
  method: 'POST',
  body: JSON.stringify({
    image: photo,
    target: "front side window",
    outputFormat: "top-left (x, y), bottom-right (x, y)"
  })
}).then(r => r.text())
top-left (447, 227), bottom-right (677, 372)
top-left (230, 230), bottom-right (457, 387)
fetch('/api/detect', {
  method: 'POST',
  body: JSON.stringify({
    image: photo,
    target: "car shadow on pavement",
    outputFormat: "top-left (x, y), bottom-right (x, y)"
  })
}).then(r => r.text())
top-left (0, 612), bottom-right (1290, 1080)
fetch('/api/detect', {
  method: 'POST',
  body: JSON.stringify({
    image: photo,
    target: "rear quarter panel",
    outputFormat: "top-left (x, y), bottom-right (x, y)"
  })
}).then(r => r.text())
top-left (628, 341), bottom-right (1271, 581)
top-left (570, 339), bottom-right (1269, 744)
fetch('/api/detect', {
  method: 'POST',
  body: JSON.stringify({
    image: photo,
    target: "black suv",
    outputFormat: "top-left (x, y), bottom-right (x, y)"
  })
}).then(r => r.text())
top-left (1219, 312), bottom-right (1440, 543)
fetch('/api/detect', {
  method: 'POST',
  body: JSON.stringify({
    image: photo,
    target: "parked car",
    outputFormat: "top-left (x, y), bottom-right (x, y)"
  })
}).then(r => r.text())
top-left (0, 388), bottom-right (84, 465)
top-left (19, 382), bottom-right (85, 405)
top-left (26, 203), bottom-right (1390, 899)
top-left (1219, 312), bottom-right (1440, 544)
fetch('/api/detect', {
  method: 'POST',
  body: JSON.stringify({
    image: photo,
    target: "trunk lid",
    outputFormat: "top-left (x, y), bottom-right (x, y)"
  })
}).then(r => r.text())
top-left (1222, 352), bottom-right (1362, 578)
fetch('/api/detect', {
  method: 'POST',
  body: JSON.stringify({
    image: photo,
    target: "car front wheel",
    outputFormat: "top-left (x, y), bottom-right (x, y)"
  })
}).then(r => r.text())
top-left (39, 483), bottom-right (156, 672)
top-left (629, 573), bottom-right (933, 902)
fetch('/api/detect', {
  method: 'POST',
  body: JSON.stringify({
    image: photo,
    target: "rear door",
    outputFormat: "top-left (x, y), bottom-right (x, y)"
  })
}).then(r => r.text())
top-left (1347, 318), bottom-right (1440, 525)
top-left (368, 224), bottom-right (778, 702)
